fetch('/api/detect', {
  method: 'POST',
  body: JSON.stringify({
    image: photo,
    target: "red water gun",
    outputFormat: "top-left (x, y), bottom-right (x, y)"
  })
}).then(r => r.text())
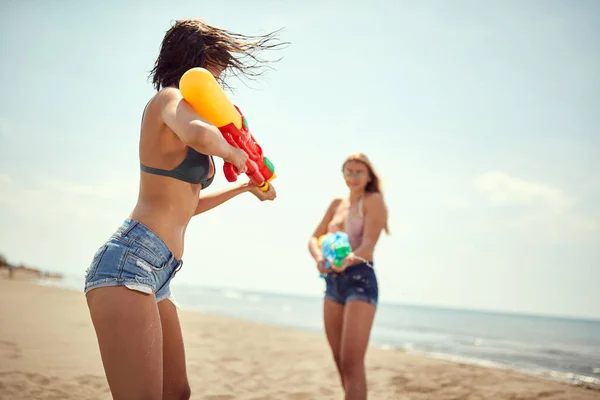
top-left (179, 67), bottom-right (276, 192)
top-left (219, 105), bottom-right (276, 192)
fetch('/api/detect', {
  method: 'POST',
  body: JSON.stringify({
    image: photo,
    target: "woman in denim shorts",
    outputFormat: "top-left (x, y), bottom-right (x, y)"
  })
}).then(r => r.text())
top-left (84, 19), bottom-right (286, 400)
top-left (308, 153), bottom-right (390, 400)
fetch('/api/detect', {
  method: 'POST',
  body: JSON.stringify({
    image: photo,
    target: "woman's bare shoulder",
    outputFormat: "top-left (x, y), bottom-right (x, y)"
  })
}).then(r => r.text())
top-left (321, 197), bottom-right (343, 217)
top-left (143, 88), bottom-right (184, 123)
top-left (329, 197), bottom-right (343, 209)
top-left (364, 192), bottom-right (385, 211)
top-left (364, 192), bottom-right (383, 201)
top-left (152, 87), bottom-right (182, 105)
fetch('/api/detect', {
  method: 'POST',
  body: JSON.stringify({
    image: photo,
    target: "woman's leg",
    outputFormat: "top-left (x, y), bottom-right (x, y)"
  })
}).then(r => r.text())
top-left (323, 299), bottom-right (345, 386)
top-left (158, 298), bottom-right (191, 400)
top-left (339, 300), bottom-right (377, 400)
top-left (87, 286), bottom-right (163, 400)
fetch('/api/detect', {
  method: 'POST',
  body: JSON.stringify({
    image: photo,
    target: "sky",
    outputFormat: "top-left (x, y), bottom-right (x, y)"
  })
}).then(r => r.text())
top-left (1, 0), bottom-right (599, 320)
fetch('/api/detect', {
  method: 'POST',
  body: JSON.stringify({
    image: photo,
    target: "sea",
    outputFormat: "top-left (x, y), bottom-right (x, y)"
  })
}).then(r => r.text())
top-left (37, 274), bottom-right (600, 388)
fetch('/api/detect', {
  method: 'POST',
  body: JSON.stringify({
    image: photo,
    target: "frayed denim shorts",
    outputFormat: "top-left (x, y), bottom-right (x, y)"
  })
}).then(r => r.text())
top-left (324, 262), bottom-right (378, 307)
top-left (84, 218), bottom-right (182, 305)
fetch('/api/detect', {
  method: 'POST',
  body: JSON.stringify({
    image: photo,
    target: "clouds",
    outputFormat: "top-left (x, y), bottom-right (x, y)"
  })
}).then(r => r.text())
top-left (474, 171), bottom-right (598, 242)
top-left (0, 173), bottom-right (137, 221)
top-left (43, 179), bottom-right (138, 202)
top-left (437, 170), bottom-right (598, 243)
top-left (475, 171), bottom-right (573, 210)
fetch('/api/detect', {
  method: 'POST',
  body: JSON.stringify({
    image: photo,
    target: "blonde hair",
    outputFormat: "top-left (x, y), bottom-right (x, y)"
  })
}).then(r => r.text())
top-left (343, 153), bottom-right (390, 235)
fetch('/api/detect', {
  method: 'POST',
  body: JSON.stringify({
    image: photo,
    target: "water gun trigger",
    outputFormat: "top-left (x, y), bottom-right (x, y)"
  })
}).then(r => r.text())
top-left (223, 162), bottom-right (238, 182)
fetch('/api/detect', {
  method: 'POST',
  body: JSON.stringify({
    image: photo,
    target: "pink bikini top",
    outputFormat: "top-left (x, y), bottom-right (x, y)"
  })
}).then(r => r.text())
top-left (328, 196), bottom-right (365, 250)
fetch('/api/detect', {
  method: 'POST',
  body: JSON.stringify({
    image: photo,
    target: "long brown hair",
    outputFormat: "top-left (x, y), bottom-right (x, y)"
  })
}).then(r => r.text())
top-left (343, 153), bottom-right (390, 235)
top-left (149, 19), bottom-right (289, 92)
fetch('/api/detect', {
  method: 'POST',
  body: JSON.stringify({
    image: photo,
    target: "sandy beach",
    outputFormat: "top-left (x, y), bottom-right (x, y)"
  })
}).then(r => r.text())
top-left (0, 278), bottom-right (598, 400)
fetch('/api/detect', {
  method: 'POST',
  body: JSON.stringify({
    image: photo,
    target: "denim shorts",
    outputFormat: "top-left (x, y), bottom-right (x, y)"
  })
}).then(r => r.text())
top-left (324, 262), bottom-right (378, 306)
top-left (84, 218), bottom-right (182, 305)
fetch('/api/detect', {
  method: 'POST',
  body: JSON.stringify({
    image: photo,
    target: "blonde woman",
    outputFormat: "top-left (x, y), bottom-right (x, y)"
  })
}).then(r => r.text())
top-left (308, 153), bottom-right (390, 400)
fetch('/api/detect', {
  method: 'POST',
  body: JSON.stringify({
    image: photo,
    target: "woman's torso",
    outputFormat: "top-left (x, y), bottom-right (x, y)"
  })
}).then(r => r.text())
top-left (327, 195), bottom-right (373, 261)
top-left (129, 91), bottom-right (215, 260)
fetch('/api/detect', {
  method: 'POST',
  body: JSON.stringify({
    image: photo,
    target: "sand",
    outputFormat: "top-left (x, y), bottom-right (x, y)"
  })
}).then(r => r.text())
top-left (0, 278), bottom-right (598, 400)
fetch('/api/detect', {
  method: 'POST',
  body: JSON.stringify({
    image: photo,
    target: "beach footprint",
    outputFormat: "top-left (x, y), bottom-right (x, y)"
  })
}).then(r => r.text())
top-left (389, 374), bottom-right (409, 387)
top-left (0, 340), bottom-right (22, 360)
top-left (319, 387), bottom-right (335, 396)
top-left (75, 374), bottom-right (108, 391)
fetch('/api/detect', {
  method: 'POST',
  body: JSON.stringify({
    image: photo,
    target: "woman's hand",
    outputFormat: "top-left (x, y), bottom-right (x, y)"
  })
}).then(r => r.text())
top-left (247, 182), bottom-right (277, 201)
top-left (316, 257), bottom-right (329, 275)
top-left (224, 147), bottom-right (248, 175)
top-left (331, 252), bottom-right (362, 273)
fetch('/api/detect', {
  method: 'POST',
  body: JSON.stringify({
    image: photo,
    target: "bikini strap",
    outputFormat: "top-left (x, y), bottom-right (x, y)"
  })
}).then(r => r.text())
top-left (358, 194), bottom-right (365, 217)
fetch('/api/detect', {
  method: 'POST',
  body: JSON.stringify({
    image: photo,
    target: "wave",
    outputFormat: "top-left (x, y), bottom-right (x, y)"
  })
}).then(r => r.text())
top-left (376, 343), bottom-right (600, 387)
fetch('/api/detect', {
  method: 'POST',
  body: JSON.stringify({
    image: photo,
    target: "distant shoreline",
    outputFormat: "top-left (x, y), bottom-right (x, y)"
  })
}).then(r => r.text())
top-left (0, 264), bottom-right (63, 281)
top-left (2, 252), bottom-right (597, 324)
top-left (40, 270), bottom-right (600, 324)
top-left (0, 251), bottom-right (64, 281)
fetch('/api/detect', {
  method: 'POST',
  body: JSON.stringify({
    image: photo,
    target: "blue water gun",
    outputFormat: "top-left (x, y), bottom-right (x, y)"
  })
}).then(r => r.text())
top-left (318, 232), bottom-right (353, 278)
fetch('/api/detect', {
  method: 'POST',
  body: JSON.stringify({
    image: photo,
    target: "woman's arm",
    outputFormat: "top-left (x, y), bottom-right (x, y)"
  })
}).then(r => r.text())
top-left (351, 193), bottom-right (387, 260)
top-left (308, 198), bottom-right (340, 261)
top-left (158, 88), bottom-right (235, 160)
top-left (194, 183), bottom-right (250, 216)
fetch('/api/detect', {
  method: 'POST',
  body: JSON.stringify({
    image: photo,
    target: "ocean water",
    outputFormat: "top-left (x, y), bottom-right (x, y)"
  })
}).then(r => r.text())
top-left (39, 274), bottom-right (600, 387)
